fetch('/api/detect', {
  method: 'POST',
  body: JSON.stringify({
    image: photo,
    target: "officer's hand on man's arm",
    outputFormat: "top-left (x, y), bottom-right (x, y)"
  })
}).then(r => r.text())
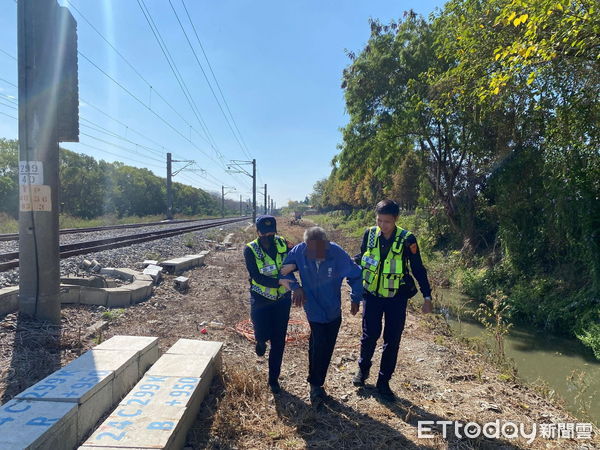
top-left (279, 279), bottom-right (293, 290)
top-left (292, 287), bottom-right (305, 307)
top-left (350, 301), bottom-right (360, 316)
top-left (280, 264), bottom-right (296, 276)
top-left (422, 296), bottom-right (433, 314)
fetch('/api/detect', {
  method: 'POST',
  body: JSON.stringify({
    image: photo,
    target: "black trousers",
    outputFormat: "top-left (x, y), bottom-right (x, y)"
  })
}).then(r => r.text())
top-left (358, 292), bottom-right (408, 382)
top-left (307, 316), bottom-right (342, 387)
top-left (250, 294), bottom-right (291, 383)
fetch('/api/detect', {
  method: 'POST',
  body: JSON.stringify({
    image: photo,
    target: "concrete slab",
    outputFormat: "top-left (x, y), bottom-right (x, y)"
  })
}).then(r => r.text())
top-left (106, 288), bottom-right (132, 307)
top-left (166, 339), bottom-right (222, 359)
top-left (147, 354), bottom-right (213, 379)
top-left (64, 349), bottom-right (140, 403)
top-left (81, 407), bottom-right (186, 449)
top-left (133, 273), bottom-right (153, 283)
top-left (142, 264), bottom-right (163, 281)
top-left (81, 374), bottom-right (208, 449)
top-left (0, 286), bottom-right (19, 316)
top-left (123, 281), bottom-right (152, 303)
top-left (60, 284), bottom-right (81, 304)
top-left (113, 268), bottom-right (139, 282)
top-left (16, 368), bottom-right (114, 404)
top-left (94, 336), bottom-right (159, 377)
top-left (15, 368), bottom-right (114, 441)
top-left (0, 399), bottom-right (78, 450)
top-left (142, 259), bottom-right (158, 267)
top-left (80, 287), bottom-right (108, 306)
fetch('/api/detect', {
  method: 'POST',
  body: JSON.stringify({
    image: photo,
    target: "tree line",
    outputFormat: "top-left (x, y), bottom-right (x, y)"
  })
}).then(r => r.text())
top-left (0, 138), bottom-right (239, 219)
top-left (311, 0), bottom-right (599, 355)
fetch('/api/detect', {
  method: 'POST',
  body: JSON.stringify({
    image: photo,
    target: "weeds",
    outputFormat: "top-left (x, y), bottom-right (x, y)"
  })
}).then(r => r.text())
top-left (566, 369), bottom-right (597, 422)
top-left (474, 290), bottom-right (512, 359)
top-left (101, 308), bottom-right (125, 322)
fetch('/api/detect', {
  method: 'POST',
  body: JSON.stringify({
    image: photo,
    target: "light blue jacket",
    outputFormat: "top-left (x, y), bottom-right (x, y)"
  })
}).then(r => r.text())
top-left (283, 242), bottom-right (363, 324)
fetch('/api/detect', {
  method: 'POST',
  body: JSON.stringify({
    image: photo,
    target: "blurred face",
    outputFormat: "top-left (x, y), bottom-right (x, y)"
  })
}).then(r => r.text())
top-left (376, 214), bottom-right (397, 236)
top-left (306, 239), bottom-right (327, 260)
top-left (257, 230), bottom-right (276, 247)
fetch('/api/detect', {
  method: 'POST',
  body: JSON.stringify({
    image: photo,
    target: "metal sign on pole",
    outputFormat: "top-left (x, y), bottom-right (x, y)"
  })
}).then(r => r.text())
top-left (18, 0), bottom-right (78, 324)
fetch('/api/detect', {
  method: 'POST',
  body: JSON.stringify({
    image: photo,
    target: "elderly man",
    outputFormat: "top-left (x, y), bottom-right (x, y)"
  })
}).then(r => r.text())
top-left (281, 226), bottom-right (362, 404)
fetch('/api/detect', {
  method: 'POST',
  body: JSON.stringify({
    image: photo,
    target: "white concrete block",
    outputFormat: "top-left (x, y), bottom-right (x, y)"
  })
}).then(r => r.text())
top-left (142, 259), bottom-right (158, 267)
top-left (60, 284), bottom-right (81, 304)
top-left (106, 288), bottom-right (132, 307)
top-left (0, 286), bottom-right (19, 316)
top-left (64, 349), bottom-right (140, 403)
top-left (133, 273), bottom-right (153, 283)
top-left (16, 368), bottom-right (114, 404)
top-left (94, 336), bottom-right (159, 377)
top-left (123, 281), bottom-right (152, 303)
top-left (147, 354), bottom-right (213, 379)
top-left (0, 399), bottom-right (78, 450)
top-left (82, 375), bottom-right (207, 449)
top-left (113, 268), bottom-right (139, 282)
top-left (80, 287), bottom-right (108, 306)
top-left (82, 407), bottom-right (185, 449)
top-left (166, 339), bottom-right (222, 358)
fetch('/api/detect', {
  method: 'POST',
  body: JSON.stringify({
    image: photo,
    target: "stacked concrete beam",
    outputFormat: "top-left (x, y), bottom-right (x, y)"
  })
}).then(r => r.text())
top-left (160, 251), bottom-right (209, 274)
top-left (80, 339), bottom-right (222, 450)
top-left (0, 336), bottom-right (159, 449)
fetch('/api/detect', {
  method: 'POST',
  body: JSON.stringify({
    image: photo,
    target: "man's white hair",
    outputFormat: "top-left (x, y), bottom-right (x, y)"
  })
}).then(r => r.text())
top-left (303, 226), bottom-right (328, 242)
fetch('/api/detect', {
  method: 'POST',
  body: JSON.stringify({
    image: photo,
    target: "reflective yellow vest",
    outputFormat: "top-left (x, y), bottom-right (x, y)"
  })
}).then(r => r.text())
top-left (360, 226), bottom-right (412, 298)
top-left (246, 236), bottom-right (288, 300)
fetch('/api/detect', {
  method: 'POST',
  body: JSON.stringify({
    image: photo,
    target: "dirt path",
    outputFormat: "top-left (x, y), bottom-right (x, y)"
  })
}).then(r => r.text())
top-left (0, 221), bottom-right (597, 449)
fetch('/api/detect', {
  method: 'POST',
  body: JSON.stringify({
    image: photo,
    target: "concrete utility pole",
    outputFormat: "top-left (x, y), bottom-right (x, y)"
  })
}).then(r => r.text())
top-left (227, 159), bottom-right (256, 222)
top-left (18, 0), bottom-right (78, 324)
top-left (270, 198), bottom-right (274, 215)
top-left (263, 184), bottom-right (267, 215)
top-left (267, 195), bottom-right (270, 215)
top-left (221, 185), bottom-right (235, 218)
top-left (166, 153), bottom-right (173, 220)
top-left (166, 155), bottom-right (194, 219)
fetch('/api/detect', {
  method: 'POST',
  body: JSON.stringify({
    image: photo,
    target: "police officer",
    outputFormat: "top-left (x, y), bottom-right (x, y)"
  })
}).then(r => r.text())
top-left (244, 215), bottom-right (293, 394)
top-left (352, 199), bottom-right (432, 400)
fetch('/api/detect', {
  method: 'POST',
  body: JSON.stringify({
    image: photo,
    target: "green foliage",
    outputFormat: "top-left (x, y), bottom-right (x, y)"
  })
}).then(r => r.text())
top-left (310, 0), bottom-right (599, 358)
top-left (577, 323), bottom-right (600, 360)
top-left (0, 143), bottom-right (220, 219)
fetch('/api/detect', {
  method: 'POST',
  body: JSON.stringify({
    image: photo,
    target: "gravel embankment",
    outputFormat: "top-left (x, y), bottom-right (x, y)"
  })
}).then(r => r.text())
top-left (0, 220), bottom-right (248, 288)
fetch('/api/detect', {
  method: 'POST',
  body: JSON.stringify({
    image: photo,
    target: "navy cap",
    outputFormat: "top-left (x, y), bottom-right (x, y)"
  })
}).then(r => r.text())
top-left (256, 215), bottom-right (277, 233)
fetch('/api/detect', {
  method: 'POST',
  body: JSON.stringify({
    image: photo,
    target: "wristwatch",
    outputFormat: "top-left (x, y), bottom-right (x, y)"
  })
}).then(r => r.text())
top-left (424, 296), bottom-right (432, 302)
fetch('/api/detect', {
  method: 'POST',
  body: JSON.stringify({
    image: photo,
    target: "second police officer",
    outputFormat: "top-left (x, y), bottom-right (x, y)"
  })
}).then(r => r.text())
top-left (352, 199), bottom-right (433, 401)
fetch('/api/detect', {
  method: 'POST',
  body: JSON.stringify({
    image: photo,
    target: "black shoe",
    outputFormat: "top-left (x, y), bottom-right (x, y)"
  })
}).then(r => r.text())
top-left (309, 384), bottom-right (327, 404)
top-left (269, 380), bottom-right (281, 394)
top-left (255, 341), bottom-right (266, 357)
top-left (352, 368), bottom-right (369, 387)
top-left (376, 379), bottom-right (396, 401)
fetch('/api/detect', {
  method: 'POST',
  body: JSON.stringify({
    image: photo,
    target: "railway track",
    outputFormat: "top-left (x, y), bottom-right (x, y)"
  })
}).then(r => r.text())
top-left (0, 216), bottom-right (248, 272)
top-left (0, 217), bottom-right (210, 242)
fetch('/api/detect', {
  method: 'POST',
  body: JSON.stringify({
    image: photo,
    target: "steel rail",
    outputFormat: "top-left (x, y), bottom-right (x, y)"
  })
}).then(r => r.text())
top-left (0, 217), bottom-right (223, 241)
top-left (0, 216), bottom-right (248, 272)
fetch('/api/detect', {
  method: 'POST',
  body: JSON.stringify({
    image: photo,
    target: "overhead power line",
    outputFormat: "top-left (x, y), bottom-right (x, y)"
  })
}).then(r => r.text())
top-left (180, 0), bottom-right (254, 161)
top-left (168, 0), bottom-right (251, 160)
top-left (136, 0), bottom-right (217, 151)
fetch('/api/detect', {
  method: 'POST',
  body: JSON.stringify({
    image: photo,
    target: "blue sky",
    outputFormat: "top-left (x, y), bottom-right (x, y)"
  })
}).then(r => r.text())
top-left (0, 0), bottom-right (442, 207)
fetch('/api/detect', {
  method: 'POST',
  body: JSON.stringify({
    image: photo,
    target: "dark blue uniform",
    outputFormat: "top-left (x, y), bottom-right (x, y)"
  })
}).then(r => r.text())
top-left (355, 227), bottom-right (431, 382)
top-left (243, 242), bottom-right (291, 385)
